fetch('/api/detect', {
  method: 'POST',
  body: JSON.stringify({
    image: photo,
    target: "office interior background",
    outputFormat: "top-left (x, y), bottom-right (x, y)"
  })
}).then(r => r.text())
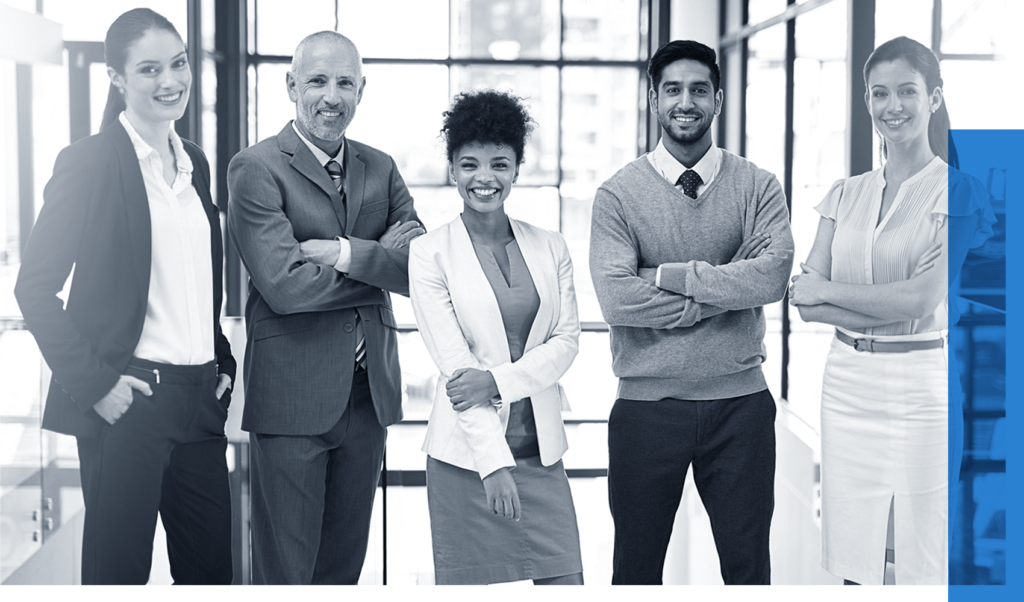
top-left (0, 0), bottom-right (1015, 586)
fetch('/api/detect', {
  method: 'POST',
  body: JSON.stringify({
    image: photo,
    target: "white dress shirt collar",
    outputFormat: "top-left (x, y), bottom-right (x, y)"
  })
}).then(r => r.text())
top-left (649, 138), bottom-right (721, 191)
top-left (119, 112), bottom-right (193, 175)
top-left (291, 121), bottom-right (344, 168)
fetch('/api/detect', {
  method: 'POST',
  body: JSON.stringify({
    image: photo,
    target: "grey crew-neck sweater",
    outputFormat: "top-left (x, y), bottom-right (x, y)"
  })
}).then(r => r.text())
top-left (589, 149), bottom-right (794, 401)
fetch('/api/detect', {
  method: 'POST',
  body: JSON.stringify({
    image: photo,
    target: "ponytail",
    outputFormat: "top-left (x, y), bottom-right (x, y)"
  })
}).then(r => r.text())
top-left (99, 8), bottom-right (181, 132)
top-left (99, 83), bottom-right (126, 132)
top-left (930, 101), bottom-right (959, 169)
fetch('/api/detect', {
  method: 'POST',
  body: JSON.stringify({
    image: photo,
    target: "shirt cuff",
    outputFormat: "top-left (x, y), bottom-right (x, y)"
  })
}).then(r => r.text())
top-left (656, 265), bottom-right (662, 288)
top-left (334, 236), bottom-right (352, 273)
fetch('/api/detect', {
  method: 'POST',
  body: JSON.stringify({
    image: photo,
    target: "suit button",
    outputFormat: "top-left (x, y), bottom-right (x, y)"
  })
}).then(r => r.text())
top-left (344, 323), bottom-right (354, 333)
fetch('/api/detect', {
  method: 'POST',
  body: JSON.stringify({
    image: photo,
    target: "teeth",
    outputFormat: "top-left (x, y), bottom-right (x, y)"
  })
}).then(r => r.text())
top-left (320, 111), bottom-right (340, 117)
top-left (472, 188), bottom-right (497, 196)
top-left (885, 118), bottom-right (908, 126)
top-left (155, 92), bottom-right (181, 102)
top-left (674, 116), bottom-right (697, 122)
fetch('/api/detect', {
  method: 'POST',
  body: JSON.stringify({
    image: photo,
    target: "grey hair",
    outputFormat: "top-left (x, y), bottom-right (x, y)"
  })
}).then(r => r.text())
top-left (290, 31), bottom-right (362, 74)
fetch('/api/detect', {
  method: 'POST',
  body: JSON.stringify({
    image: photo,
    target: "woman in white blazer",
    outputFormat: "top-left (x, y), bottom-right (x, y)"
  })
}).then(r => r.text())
top-left (409, 90), bottom-right (583, 585)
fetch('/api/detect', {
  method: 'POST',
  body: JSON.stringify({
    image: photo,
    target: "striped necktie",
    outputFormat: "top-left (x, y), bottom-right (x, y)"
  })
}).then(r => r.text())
top-left (326, 159), bottom-right (366, 370)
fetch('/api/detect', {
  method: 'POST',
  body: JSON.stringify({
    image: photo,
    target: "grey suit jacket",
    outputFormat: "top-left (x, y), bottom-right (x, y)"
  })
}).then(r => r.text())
top-left (227, 122), bottom-right (419, 435)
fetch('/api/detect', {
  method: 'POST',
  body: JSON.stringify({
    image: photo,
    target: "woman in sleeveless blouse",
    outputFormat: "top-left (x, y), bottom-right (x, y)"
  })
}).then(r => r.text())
top-left (409, 90), bottom-right (584, 585)
top-left (788, 37), bottom-right (995, 585)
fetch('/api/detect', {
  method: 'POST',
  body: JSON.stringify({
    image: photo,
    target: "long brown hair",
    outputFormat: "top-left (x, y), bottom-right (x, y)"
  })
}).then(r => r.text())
top-left (864, 36), bottom-right (959, 169)
top-left (99, 8), bottom-right (183, 132)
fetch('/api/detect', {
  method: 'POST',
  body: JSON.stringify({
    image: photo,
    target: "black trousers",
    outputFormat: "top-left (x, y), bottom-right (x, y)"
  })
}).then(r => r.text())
top-left (249, 368), bottom-right (387, 584)
top-left (607, 388), bottom-right (776, 585)
top-left (76, 358), bottom-right (233, 585)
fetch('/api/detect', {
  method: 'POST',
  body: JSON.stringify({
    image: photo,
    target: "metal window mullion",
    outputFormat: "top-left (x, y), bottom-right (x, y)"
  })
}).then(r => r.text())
top-left (780, 8), bottom-right (795, 402)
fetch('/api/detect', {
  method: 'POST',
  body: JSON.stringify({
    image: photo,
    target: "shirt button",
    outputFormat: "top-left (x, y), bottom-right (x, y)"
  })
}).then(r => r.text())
top-left (344, 323), bottom-right (354, 333)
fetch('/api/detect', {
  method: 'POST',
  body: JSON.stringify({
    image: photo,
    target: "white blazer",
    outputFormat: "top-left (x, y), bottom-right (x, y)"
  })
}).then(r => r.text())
top-left (409, 215), bottom-right (580, 478)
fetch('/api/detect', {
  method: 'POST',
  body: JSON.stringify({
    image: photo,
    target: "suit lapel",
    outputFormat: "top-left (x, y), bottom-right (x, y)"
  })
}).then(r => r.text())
top-left (452, 216), bottom-right (511, 362)
top-left (278, 123), bottom-right (348, 231)
top-left (110, 122), bottom-right (152, 310)
top-left (510, 219), bottom-right (555, 353)
top-left (344, 140), bottom-right (365, 233)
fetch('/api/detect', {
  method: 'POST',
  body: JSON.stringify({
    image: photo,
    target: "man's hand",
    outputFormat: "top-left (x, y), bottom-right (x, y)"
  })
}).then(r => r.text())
top-left (446, 368), bottom-right (500, 412)
top-left (730, 232), bottom-right (771, 263)
top-left (482, 467), bottom-right (521, 521)
top-left (298, 239), bottom-right (341, 266)
top-left (379, 220), bottom-right (425, 250)
top-left (93, 375), bottom-right (153, 425)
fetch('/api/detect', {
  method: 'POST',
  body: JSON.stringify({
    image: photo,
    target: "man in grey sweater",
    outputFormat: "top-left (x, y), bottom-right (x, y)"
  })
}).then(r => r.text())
top-left (590, 40), bottom-right (794, 585)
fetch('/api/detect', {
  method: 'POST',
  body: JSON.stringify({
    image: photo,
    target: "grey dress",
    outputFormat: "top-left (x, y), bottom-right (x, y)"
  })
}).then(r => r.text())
top-left (426, 237), bottom-right (583, 585)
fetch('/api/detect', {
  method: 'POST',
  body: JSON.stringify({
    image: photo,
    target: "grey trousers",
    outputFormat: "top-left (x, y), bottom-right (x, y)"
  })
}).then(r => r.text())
top-left (249, 369), bottom-right (386, 584)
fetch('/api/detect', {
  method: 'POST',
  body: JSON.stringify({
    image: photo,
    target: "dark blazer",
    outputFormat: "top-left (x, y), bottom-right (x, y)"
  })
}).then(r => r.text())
top-left (227, 122), bottom-right (419, 436)
top-left (14, 120), bottom-right (236, 440)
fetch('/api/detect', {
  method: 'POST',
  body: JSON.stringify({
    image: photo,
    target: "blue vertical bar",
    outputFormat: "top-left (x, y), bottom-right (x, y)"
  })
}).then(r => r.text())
top-left (948, 130), bottom-right (1020, 598)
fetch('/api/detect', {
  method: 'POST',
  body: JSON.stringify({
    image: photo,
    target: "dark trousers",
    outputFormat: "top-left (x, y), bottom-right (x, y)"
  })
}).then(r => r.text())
top-left (249, 368), bottom-right (387, 584)
top-left (76, 358), bottom-right (233, 585)
top-left (608, 388), bottom-right (776, 585)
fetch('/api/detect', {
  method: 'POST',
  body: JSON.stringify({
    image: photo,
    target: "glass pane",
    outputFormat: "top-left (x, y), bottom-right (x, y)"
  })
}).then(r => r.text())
top-left (0, 330), bottom-right (45, 580)
top-left (338, 0), bottom-right (448, 59)
top-left (744, 24), bottom-right (787, 402)
top-left (942, 60), bottom-right (1015, 130)
top-left (560, 66), bottom-right (641, 323)
top-left (1, 60), bottom-right (17, 271)
top-left (875, 0), bottom-right (933, 51)
top-left (345, 64), bottom-right (449, 186)
top-left (747, 0), bottom-right (789, 25)
top-left (44, 0), bottom-right (188, 44)
top-left (941, 0), bottom-right (1008, 55)
top-left (788, 0), bottom-right (848, 421)
top-left (253, 63), bottom-right (292, 144)
top-left (744, 25), bottom-right (786, 184)
top-left (451, 0), bottom-right (560, 60)
top-left (562, 0), bottom-right (641, 61)
top-left (451, 66), bottom-right (559, 185)
top-left (254, 0), bottom-right (335, 56)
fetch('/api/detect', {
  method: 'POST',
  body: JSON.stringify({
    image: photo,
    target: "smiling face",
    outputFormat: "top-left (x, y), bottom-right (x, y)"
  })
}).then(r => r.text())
top-left (110, 28), bottom-right (191, 127)
top-left (288, 40), bottom-right (365, 145)
top-left (451, 142), bottom-right (519, 217)
top-left (866, 58), bottom-right (942, 150)
top-left (650, 58), bottom-right (723, 152)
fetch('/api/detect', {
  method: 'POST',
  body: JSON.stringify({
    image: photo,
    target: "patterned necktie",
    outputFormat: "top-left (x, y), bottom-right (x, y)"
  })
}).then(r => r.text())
top-left (677, 169), bottom-right (703, 199)
top-left (326, 159), bottom-right (365, 370)
top-left (326, 160), bottom-right (344, 195)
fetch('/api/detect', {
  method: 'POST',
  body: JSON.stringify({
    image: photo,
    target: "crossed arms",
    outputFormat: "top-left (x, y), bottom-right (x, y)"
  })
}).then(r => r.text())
top-left (589, 176), bottom-right (794, 330)
top-left (227, 152), bottom-right (422, 315)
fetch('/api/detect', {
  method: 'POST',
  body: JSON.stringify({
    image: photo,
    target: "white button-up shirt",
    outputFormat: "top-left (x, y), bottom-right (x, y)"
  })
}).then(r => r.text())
top-left (121, 112), bottom-right (214, 365)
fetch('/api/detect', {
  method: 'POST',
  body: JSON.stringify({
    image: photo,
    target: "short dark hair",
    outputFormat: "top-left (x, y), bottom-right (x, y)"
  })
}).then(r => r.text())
top-left (648, 40), bottom-right (720, 93)
top-left (441, 89), bottom-right (535, 165)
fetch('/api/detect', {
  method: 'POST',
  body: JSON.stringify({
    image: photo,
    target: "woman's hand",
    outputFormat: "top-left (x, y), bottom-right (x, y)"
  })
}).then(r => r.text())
top-left (215, 374), bottom-right (232, 400)
top-left (482, 467), bottom-right (521, 521)
top-left (789, 263), bottom-right (829, 306)
top-left (446, 368), bottom-right (500, 412)
top-left (93, 375), bottom-right (152, 425)
top-left (910, 242), bottom-right (942, 279)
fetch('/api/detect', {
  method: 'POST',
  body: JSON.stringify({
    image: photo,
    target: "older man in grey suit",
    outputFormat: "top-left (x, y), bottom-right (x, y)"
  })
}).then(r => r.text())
top-left (227, 31), bottom-right (423, 584)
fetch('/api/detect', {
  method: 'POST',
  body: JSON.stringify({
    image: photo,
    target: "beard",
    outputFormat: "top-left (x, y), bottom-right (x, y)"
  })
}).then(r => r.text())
top-left (297, 102), bottom-right (348, 141)
top-left (659, 111), bottom-right (713, 145)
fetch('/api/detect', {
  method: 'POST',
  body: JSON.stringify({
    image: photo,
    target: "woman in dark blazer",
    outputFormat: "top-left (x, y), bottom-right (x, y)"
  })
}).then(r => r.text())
top-left (14, 8), bottom-right (236, 585)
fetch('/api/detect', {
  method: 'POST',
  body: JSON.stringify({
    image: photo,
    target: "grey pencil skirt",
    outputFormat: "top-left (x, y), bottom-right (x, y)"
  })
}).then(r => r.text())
top-left (426, 455), bottom-right (583, 585)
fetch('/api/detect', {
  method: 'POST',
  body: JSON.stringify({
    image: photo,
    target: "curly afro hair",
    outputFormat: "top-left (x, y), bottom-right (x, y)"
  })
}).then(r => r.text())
top-left (441, 89), bottom-right (535, 165)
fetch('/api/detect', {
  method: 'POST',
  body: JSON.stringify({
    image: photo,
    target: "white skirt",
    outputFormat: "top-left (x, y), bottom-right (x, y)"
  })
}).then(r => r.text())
top-left (819, 330), bottom-right (957, 585)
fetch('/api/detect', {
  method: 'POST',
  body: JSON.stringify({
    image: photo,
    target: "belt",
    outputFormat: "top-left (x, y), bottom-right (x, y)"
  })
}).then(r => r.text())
top-left (835, 329), bottom-right (944, 353)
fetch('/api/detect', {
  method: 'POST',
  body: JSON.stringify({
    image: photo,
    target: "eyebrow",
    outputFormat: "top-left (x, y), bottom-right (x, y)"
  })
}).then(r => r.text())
top-left (871, 81), bottom-right (920, 89)
top-left (661, 79), bottom-right (712, 88)
top-left (135, 51), bottom-right (187, 66)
